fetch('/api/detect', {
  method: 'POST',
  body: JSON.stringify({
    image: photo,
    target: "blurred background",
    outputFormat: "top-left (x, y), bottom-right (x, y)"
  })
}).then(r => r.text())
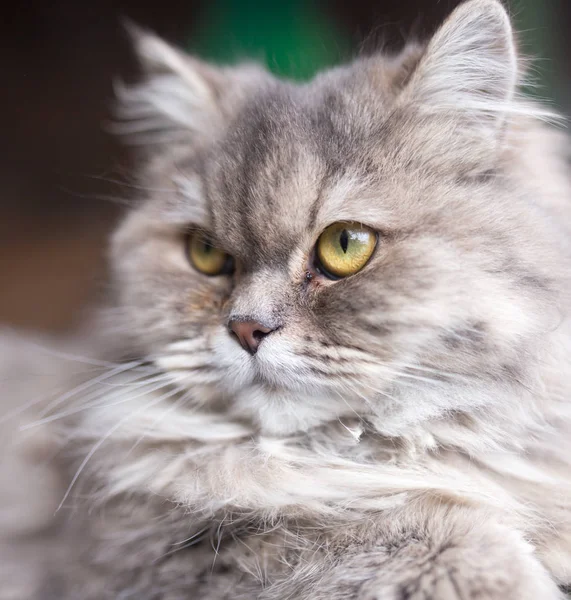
top-left (1, 0), bottom-right (568, 334)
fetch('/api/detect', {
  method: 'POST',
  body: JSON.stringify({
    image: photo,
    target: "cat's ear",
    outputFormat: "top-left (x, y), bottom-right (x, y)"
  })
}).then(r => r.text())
top-left (399, 0), bottom-right (518, 140)
top-left (114, 24), bottom-right (264, 144)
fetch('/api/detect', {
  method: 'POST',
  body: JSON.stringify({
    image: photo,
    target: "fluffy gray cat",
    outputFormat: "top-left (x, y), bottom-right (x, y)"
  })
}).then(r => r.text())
top-left (2, 0), bottom-right (571, 598)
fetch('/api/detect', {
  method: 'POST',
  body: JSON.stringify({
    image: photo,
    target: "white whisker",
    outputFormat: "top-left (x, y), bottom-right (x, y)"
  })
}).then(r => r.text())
top-left (125, 387), bottom-right (195, 455)
top-left (57, 387), bottom-right (182, 512)
top-left (22, 374), bottom-right (175, 430)
top-left (37, 360), bottom-right (149, 419)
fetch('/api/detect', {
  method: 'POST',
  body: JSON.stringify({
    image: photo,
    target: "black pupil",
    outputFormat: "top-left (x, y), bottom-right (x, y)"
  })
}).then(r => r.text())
top-left (339, 229), bottom-right (349, 253)
top-left (201, 239), bottom-right (213, 254)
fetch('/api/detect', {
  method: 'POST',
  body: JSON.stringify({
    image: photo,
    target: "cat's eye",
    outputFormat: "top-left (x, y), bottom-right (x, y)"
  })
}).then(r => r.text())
top-left (315, 222), bottom-right (377, 279)
top-left (186, 231), bottom-right (234, 276)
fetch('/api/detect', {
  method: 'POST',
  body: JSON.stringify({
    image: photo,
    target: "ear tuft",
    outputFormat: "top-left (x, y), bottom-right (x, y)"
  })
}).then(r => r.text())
top-left (113, 22), bottom-right (222, 144)
top-left (124, 21), bottom-right (216, 102)
top-left (401, 0), bottom-right (518, 127)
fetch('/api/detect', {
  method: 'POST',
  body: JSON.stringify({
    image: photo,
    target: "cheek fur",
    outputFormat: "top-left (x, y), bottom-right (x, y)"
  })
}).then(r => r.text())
top-left (186, 283), bottom-right (232, 327)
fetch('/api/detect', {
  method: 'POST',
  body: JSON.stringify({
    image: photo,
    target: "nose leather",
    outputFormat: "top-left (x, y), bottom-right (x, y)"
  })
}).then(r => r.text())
top-left (229, 320), bottom-right (276, 355)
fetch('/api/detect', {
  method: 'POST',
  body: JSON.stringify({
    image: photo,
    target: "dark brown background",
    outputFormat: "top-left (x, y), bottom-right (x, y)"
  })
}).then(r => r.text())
top-left (1, 0), bottom-right (569, 332)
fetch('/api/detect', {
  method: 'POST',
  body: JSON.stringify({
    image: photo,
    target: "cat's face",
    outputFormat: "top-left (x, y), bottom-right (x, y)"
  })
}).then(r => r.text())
top-left (110, 2), bottom-right (558, 435)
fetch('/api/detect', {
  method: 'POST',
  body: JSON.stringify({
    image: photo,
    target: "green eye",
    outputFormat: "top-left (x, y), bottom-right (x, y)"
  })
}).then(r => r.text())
top-left (187, 232), bottom-right (234, 276)
top-left (315, 222), bottom-right (377, 279)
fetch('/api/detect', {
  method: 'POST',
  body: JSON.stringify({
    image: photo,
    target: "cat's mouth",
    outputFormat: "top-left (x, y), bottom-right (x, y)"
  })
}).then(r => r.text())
top-left (248, 360), bottom-right (326, 396)
top-left (213, 329), bottom-right (327, 396)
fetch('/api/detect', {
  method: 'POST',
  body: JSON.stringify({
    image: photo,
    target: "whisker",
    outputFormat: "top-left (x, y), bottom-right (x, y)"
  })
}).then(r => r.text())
top-left (81, 172), bottom-right (177, 194)
top-left (210, 517), bottom-right (226, 570)
top-left (331, 388), bottom-right (369, 425)
top-left (22, 374), bottom-right (174, 430)
top-left (0, 361), bottom-right (154, 426)
top-left (342, 376), bottom-right (396, 407)
top-left (392, 371), bottom-right (449, 386)
top-left (57, 387), bottom-right (182, 512)
top-left (124, 387), bottom-right (195, 455)
top-left (391, 361), bottom-right (473, 383)
top-left (0, 383), bottom-right (66, 425)
top-left (37, 360), bottom-right (150, 419)
top-left (24, 342), bottom-right (152, 370)
top-left (153, 526), bottom-right (211, 562)
top-left (155, 355), bottom-right (215, 371)
top-left (162, 339), bottom-right (208, 354)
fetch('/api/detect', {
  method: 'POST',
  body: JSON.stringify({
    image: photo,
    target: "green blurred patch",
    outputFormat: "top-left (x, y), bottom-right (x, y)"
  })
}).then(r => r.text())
top-left (511, 0), bottom-right (560, 105)
top-left (186, 0), bottom-right (565, 109)
top-left (187, 0), bottom-right (351, 80)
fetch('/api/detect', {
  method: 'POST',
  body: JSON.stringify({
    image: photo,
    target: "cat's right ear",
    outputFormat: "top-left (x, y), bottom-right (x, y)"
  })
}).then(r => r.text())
top-left (397, 0), bottom-right (518, 145)
top-left (114, 23), bottom-right (264, 144)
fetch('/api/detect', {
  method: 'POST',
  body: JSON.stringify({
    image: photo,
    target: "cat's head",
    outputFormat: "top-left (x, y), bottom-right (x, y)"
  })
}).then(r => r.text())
top-left (109, 0), bottom-right (562, 436)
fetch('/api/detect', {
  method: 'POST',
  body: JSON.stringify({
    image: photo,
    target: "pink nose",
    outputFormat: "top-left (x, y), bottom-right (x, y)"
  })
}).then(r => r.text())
top-left (229, 320), bottom-right (276, 355)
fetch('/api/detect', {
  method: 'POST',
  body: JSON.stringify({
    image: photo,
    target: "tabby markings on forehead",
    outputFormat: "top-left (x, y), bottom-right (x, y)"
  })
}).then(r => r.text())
top-left (310, 175), bottom-right (395, 234)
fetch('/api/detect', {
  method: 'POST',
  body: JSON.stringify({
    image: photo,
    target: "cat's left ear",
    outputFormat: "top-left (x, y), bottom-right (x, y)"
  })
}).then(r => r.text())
top-left (114, 24), bottom-right (266, 144)
top-left (399, 0), bottom-right (518, 144)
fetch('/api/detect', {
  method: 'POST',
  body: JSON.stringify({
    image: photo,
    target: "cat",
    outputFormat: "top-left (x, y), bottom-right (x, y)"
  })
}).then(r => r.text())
top-left (2, 0), bottom-right (571, 598)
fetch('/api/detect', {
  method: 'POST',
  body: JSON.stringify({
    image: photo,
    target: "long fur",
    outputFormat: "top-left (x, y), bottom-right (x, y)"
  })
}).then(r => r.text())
top-left (2, 1), bottom-right (571, 598)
